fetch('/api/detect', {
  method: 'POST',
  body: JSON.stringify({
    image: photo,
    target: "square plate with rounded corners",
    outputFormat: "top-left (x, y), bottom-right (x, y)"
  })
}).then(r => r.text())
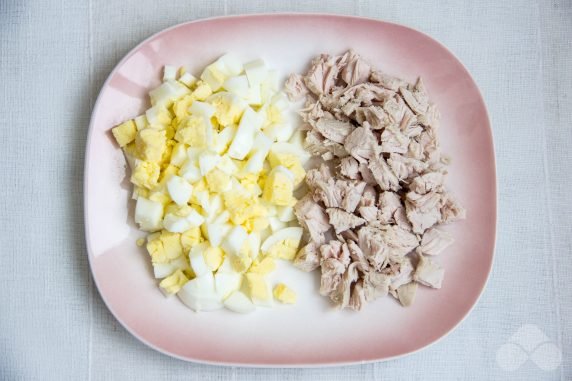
top-left (85, 13), bottom-right (496, 367)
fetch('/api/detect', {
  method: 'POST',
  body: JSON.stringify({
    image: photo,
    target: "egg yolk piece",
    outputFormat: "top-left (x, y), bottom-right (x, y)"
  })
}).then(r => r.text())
top-left (262, 168), bottom-right (295, 206)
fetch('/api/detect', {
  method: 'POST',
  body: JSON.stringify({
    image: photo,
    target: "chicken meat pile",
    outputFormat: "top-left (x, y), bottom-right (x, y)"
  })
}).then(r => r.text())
top-left (285, 50), bottom-right (466, 310)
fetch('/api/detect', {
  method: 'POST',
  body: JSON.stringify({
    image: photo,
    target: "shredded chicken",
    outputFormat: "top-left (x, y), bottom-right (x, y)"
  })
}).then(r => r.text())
top-left (287, 50), bottom-right (465, 310)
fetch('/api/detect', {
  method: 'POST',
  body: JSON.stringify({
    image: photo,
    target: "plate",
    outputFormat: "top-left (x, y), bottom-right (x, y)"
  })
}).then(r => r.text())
top-left (84, 13), bottom-right (496, 366)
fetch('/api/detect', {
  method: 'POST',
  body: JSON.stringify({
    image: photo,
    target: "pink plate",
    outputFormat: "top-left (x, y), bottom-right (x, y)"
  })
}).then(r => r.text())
top-left (84, 14), bottom-right (496, 366)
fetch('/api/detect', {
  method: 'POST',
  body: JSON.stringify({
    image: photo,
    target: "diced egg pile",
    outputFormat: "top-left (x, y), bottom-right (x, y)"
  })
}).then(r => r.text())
top-left (111, 54), bottom-right (309, 312)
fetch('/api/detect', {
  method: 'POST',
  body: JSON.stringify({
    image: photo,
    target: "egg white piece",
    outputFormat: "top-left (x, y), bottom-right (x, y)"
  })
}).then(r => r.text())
top-left (200, 61), bottom-right (228, 91)
top-left (221, 226), bottom-right (248, 256)
top-left (247, 232), bottom-right (261, 260)
top-left (214, 271), bottom-right (242, 299)
top-left (178, 272), bottom-right (223, 312)
top-left (270, 142), bottom-right (311, 165)
top-left (223, 291), bottom-right (256, 314)
top-left (276, 205), bottom-right (295, 222)
top-left (272, 165), bottom-right (295, 182)
top-left (273, 119), bottom-right (296, 142)
top-left (217, 256), bottom-right (234, 273)
top-left (216, 155), bottom-right (239, 175)
top-left (189, 243), bottom-right (210, 276)
top-left (268, 216), bottom-right (287, 232)
top-left (149, 80), bottom-right (189, 107)
top-left (189, 101), bottom-right (216, 120)
top-left (179, 161), bottom-right (201, 183)
top-left (145, 105), bottom-right (169, 126)
top-left (166, 176), bottom-right (193, 206)
top-left (217, 53), bottom-right (244, 76)
top-left (213, 125), bottom-right (236, 155)
top-left (206, 222), bottom-right (231, 247)
top-left (227, 107), bottom-right (261, 160)
top-left (223, 75), bottom-right (249, 98)
top-left (178, 72), bottom-right (197, 87)
top-left (244, 59), bottom-right (268, 85)
top-left (260, 71), bottom-right (280, 103)
top-left (170, 143), bottom-right (188, 167)
top-left (198, 151), bottom-right (221, 175)
top-left (163, 65), bottom-right (177, 81)
top-left (204, 194), bottom-right (223, 220)
top-left (163, 207), bottom-right (204, 233)
top-left (246, 84), bottom-right (262, 106)
top-left (193, 189), bottom-right (210, 210)
top-left (153, 263), bottom-right (175, 279)
top-left (162, 213), bottom-right (192, 233)
top-left (153, 256), bottom-right (188, 279)
top-left (185, 208), bottom-right (205, 226)
top-left (134, 197), bottom-right (163, 231)
top-left (187, 147), bottom-right (204, 161)
top-left (261, 227), bottom-right (304, 254)
top-left (133, 115), bottom-right (148, 131)
top-left (212, 210), bottom-right (230, 225)
top-left (270, 92), bottom-right (289, 111)
top-left (243, 132), bottom-right (273, 173)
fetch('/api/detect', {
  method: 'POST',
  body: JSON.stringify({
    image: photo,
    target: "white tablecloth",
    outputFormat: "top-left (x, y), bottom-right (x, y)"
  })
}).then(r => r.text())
top-left (1, 1), bottom-right (570, 380)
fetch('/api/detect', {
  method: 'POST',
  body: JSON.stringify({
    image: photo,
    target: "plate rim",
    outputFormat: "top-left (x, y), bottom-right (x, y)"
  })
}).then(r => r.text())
top-left (84, 12), bottom-right (497, 367)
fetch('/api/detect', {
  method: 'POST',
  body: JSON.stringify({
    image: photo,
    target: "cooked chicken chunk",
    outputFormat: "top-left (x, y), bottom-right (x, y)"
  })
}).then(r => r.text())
top-left (414, 255), bottom-right (445, 289)
top-left (287, 50), bottom-right (465, 310)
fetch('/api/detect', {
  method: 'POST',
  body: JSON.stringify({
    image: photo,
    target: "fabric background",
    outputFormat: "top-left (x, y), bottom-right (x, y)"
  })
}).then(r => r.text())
top-left (1, 1), bottom-right (570, 380)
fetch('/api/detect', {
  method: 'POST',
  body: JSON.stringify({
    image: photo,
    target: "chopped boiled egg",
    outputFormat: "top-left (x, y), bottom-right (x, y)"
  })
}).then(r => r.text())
top-left (111, 120), bottom-right (137, 147)
top-left (136, 129), bottom-right (167, 162)
top-left (153, 256), bottom-right (189, 279)
top-left (179, 160), bottom-right (202, 183)
top-left (243, 132), bottom-right (273, 173)
top-left (223, 75), bottom-right (249, 98)
top-left (203, 246), bottom-right (224, 271)
top-left (163, 205), bottom-right (204, 233)
top-left (205, 168), bottom-right (231, 193)
top-left (111, 56), bottom-right (306, 315)
top-left (178, 72), bottom-right (197, 87)
top-left (149, 80), bottom-right (190, 107)
top-left (227, 107), bottom-right (261, 160)
top-left (146, 231), bottom-right (183, 264)
top-left (163, 65), bottom-right (177, 81)
top-left (268, 216), bottom-right (287, 232)
top-left (214, 271), bottom-right (242, 299)
top-left (208, 92), bottom-right (246, 126)
top-left (133, 115), bottom-right (148, 131)
top-left (180, 227), bottom-right (203, 251)
top-left (206, 222), bottom-right (231, 247)
top-left (212, 125), bottom-right (236, 154)
top-left (221, 225), bottom-right (248, 256)
top-left (217, 53), bottom-right (244, 76)
top-left (169, 143), bottom-right (188, 167)
top-left (189, 243), bottom-right (211, 276)
top-left (276, 205), bottom-right (296, 222)
top-left (262, 166), bottom-right (295, 206)
top-left (198, 151), bottom-right (221, 175)
top-left (175, 115), bottom-right (210, 148)
top-left (223, 291), bottom-right (256, 314)
top-left (166, 176), bottom-right (193, 206)
top-left (131, 160), bottom-right (160, 190)
top-left (178, 272), bottom-right (222, 312)
top-left (249, 256), bottom-right (276, 275)
top-left (273, 283), bottom-right (297, 304)
top-left (245, 272), bottom-right (273, 307)
top-left (244, 59), bottom-right (268, 85)
top-left (134, 197), bottom-right (163, 231)
top-left (159, 269), bottom-right (188, 295)
top-left (261, 227), bottom-right (303, 260)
